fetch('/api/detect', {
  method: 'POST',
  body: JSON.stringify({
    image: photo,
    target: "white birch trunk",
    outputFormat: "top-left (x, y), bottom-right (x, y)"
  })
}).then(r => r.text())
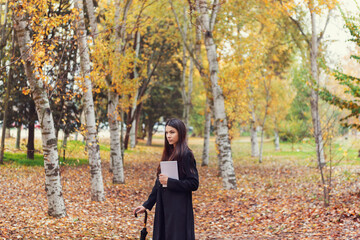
top-left (181, 5), bottom-right (189, 128)
top-left (14, 14), bottom-right (66, 217)
top-left (250, 104), bottom-right (259, 157)
top-left (130, 31), bottom-right (141, 149)
top-left (114, 0), bottom-right (132, 167)
top-left (129, 107), bottom-right (137, 149)
top-left (16, 126), bottom-right (21, 149)
top-left (108, 90), bottom-right (125, 183)
top-left (194, 1), bottom-right (210, 167)
top-left (85, 0), bottom-right (98, 40)
top-left (180, 6), bottom-right (193, 132)
top-left (259, 79), bottom-right (271, 163)
top-left (199, 0), bottom-right (236, 189)
top-left (202, 96), bottom-right (211, 166)
top-left (274, 129), bottom-right (280, 151)
top-left (75, 0), bottom-right (105, 201)
top-left (310, 11), bottom-right (326, 167)
top-left (186, 53), bottom-right (194, 129)
top-left (85, 0), bottom-right (128, 181)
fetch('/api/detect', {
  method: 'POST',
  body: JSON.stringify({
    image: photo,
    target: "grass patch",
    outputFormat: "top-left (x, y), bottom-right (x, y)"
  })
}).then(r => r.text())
top-left (4, 152), bottom-right (45, 166)
top-left (3, 152), bottom-right (88, 167)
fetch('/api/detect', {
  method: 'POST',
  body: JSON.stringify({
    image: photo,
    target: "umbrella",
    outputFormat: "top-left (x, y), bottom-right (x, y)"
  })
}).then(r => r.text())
top-left (135, 210), bottom-right (148, 240)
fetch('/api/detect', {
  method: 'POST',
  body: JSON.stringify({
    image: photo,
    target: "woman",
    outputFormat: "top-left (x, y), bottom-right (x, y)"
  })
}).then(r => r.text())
top-left (133, 118), bottom-right (199, 240)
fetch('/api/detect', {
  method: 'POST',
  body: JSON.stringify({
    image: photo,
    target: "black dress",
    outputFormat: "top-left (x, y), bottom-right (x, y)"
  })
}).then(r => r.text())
top-left (142, 150), bottom-right (199, 240)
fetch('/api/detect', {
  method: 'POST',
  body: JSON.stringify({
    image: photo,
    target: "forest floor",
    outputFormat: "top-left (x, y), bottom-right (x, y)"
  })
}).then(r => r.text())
top-left (1, 135), bottom-right (360, 239)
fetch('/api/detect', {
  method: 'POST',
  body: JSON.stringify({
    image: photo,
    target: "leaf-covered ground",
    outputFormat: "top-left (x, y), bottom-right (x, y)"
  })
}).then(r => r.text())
top-left (1, 137), bottom-right (360, 239)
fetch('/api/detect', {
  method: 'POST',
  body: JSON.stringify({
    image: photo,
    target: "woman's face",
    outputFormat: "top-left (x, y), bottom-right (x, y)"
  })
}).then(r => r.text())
top-left (165, 125), bottom-right (179, 146)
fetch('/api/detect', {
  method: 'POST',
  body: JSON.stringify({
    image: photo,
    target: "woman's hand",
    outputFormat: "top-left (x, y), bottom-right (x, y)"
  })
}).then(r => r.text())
top-left (133, 205), bottom-right (146, 216)
top-left (159, 174), bottom-right (168, 186)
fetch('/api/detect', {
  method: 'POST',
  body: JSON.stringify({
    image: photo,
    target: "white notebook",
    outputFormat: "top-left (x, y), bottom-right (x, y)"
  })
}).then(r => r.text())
top-left (160, 161), bottom-right (179, 187)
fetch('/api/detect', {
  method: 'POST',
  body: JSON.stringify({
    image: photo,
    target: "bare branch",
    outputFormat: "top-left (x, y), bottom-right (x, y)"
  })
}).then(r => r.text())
top-left (317, 9), bottom-right (332, 43)
top-left (279, 0), bottom-right (310, 46)
top-left (168, 0), bottom-right (208, 80)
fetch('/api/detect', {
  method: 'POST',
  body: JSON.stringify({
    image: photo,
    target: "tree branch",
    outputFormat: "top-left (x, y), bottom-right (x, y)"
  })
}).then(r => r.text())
top-left (168, 0), bottom-right (209, 80)
top-left (279, 0), bottom-right (310, 46)
top-left (209, 0), bottom-right (220, 32)
top-left (317, 9), bottom-right (332, 43)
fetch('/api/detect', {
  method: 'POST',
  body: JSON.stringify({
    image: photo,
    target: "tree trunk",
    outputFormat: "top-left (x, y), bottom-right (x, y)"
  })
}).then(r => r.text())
top-left (115, 0), bottom-right (133, 159)
top-left (199, 0), bottom-right (237, 190)
top-left (0, 39), bottom-right (12, 163)
top-left (75, 0), bottom-right (105, 201)
top-left (146, 123), bottom-right (154, 146)
top-left (259, 79), bottom-right (271, 163)
top-left (259, 126), bottom-right (265, 163)
top-left (0, 0), bottom-right (9, 61)
top-left (202, 96), bottom-right (211, 166)
top-left (124, 119), bottom-right (132, 150)
top-left (84, 0), bottom-right (128, 182)
top-left (120, 110), bottom-right (125, 160)
top-left (186, 53), bottom-right (194, 130)
top-left (274, 129), bottom-right (280, 151)
top-left (15, 126), bottom-right (21, 149)
top-left (130, 31), bottom-right (141, 149)
top-left (135, 102), bottom-right (143, 141)
top-left (129, 114), bottom-right (137, 148)
top-left (250, 110), bottom-right (259, 157)
top-left (5, 128), bottom-right (10, 138)
top-left (62, 131), bottom-right (69, 149)
top-left (85, 0), bottom-right (98, 41)
top-left (108, 90), bottom-right (125, 184)
top-left (27, 100), bottom-right (36, 159)
top-left (310, 11), bottom-right (325, 168)
top-left (14, 12), bottom-right (66, 217)
top-left (181, 5), bottom-right (189, 127)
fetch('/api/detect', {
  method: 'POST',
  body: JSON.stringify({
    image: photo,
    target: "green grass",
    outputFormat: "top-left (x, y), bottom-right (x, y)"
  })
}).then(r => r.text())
top-left (2, 134), bottom-right (359, 168)
top-left (4, 152), bottom-right (45, 166)
top-left (3, 152), bottom-right (88, 167)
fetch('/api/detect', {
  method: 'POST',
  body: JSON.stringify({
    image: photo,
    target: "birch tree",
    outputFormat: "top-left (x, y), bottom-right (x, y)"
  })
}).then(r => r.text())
top-left (249, 92), bottom-right (260, 158)
top-left (198, 0), bottom-right (237, 189)
top-left (130, 31), bottom-right (141, 149)
top-left (280, 0), bottom-right (335, 168)
top-left (169, 0), bottom-right (212, 167)
top-left (74, 0), bottom-right (105, 200)
top-left (202, 97), bottom-right (211, 166)
top-left (178, 5), bottom-right (193, 133)
top-left (194, 0), bottom-right (211, 166)
top-left (14, 5), bottom-right (66, 217)
top-left (86, 0), bottom-right (130, 184)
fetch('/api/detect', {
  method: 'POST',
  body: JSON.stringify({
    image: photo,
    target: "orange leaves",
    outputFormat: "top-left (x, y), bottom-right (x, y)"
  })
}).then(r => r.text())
top-left (13, 0), bottom-right (78, 87)
top-left (2, 137), bottom-right (360, 238)
top-left (22, 87), bottom-right (31, 95)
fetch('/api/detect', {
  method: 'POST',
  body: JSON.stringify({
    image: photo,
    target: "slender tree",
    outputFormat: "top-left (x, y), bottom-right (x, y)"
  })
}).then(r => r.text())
top-left (14, 5), bottom-right (66, 217)
top-left (280, 0), bottom-right (335, 168)
top-left (198, 0), bottom-right (237, 189)
top-left (74, 0), bottom-right (105, 200)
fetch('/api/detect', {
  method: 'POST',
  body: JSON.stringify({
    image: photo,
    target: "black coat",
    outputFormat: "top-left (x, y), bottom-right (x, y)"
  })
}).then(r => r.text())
top-left (143, 150), bottom-right (199, 240)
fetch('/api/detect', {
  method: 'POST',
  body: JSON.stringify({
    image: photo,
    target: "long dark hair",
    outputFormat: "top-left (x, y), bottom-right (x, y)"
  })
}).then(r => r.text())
top-left (157, 118), bottom-right (190, 177)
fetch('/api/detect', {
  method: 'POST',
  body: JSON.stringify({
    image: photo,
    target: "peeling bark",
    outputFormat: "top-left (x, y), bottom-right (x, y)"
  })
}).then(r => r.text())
top-left (75, 0), bottom-right (105, 201)
top-left (14, 12), bottom-right (66, 217)
top-left (108, 90), bottom-right (125, 183)
top-left (198, 0), bottom-right (236, 190)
